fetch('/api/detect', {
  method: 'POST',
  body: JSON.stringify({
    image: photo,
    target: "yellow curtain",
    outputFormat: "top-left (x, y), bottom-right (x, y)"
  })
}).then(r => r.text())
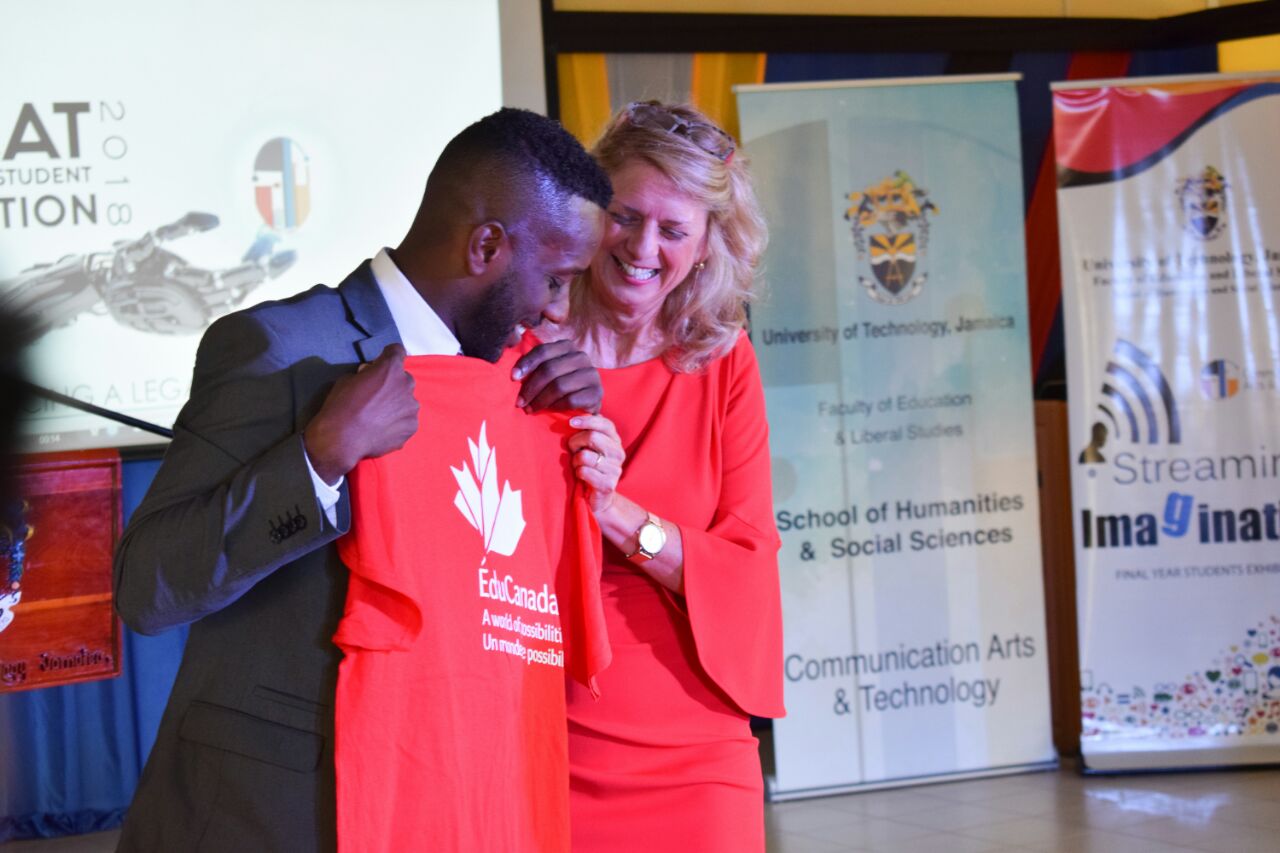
top-left (557, 53), bottom-right (613, 146)
top-left (689, 53), bottom-right (767, 142)
top-left (1218, 35), bottom-right (1280, 72)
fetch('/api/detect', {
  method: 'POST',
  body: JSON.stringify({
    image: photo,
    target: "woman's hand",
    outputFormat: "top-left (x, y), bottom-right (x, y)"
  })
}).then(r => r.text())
top-left (568, 413), bottom-right (624, 514)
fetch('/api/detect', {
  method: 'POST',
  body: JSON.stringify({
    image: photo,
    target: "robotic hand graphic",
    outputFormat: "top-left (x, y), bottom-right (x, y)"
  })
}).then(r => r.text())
top-left (0, 212), bottom-right (297, 341)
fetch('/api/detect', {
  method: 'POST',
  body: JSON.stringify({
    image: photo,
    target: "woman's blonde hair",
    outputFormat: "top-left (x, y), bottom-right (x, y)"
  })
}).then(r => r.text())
top-left (572, 101), bottom-right (768, 373)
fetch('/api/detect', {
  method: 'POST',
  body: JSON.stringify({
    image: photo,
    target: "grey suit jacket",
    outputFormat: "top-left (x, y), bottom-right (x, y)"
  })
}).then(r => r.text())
top-left (113, 262), bottom-right (400, 852)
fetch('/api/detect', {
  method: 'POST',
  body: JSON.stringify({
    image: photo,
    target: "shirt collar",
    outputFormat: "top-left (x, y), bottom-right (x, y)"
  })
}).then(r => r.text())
top-left (370, 248), bottom-right (462, 356)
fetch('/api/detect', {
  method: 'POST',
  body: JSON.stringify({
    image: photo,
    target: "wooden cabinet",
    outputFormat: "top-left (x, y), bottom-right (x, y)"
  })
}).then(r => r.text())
top-left (1034, 400), bottom-right (1081, 756)
top-left (0, 449), bottom-right (122, 692)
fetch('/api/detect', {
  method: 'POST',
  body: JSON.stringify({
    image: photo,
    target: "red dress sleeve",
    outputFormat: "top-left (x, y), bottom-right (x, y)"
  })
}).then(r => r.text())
top-left (676, 334), bottom-right (786, 718)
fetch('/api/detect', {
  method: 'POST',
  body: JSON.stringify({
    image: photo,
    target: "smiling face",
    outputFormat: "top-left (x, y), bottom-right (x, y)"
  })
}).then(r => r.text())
top-left (591, 159), bottom-right (710, 325)
top-left (458, 195), bottom-right (603, 362)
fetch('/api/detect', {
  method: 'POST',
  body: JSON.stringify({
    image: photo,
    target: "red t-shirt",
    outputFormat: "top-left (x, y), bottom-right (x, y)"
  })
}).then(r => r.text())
top-left (334, 350), bottom-right (606, 852)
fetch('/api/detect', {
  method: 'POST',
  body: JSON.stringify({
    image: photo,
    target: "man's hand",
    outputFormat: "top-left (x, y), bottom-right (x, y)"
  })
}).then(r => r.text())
top-left (303, 344), bottom-right (419, 484)
top-left (511, 340), bottom-right (602, 413)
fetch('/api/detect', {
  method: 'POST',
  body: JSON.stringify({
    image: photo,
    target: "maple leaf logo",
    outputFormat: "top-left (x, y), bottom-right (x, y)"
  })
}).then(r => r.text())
top-left (451, 422), bottom-right (525, 564)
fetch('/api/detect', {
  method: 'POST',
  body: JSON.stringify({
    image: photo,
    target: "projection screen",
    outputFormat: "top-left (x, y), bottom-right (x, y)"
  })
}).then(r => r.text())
top-left (1, 0), bottom-right (502, 450)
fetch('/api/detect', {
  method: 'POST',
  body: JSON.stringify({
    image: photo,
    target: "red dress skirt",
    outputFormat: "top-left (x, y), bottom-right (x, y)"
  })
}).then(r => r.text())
top-left (567, 334), bottom-right (785, 852)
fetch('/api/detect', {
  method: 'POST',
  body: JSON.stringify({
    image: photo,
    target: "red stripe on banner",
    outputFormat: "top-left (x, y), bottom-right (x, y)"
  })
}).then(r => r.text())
top-left (1052, 83), bottom-right (1246, 175)
top-left (254, 185), bottom-right (274, 226)
top-left (1025, 51), bottom-right (1132, 377)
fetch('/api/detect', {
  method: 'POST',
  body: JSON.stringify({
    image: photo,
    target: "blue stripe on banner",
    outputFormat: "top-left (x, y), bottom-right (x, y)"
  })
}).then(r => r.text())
top-left (1126, 44), bottom-right (1218, 79)
top-left (281, 139), bottom-right (296, 229)
top-left (1009, 51), bottom-right (1072, 212)
top-left (763, 52), bottom-right (949, 85)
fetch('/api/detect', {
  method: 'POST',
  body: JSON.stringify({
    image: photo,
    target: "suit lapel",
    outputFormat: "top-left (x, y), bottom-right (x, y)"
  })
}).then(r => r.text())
top-left (338, 260), bottom-right (402, 363)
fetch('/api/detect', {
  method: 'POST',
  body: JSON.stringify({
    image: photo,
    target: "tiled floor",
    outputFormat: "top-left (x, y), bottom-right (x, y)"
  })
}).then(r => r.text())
top-left (7, 760), bottom-right (1279, 851)
top-left (765, 760), bottom-right (1280, 852)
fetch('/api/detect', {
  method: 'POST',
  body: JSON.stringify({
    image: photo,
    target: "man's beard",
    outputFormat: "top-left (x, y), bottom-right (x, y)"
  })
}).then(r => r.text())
top-left (459, 272), bottom-right (520, 363)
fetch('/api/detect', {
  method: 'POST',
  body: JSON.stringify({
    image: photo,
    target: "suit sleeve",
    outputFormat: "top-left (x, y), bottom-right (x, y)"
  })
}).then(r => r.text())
top-left (113, 310), bottom-right (349, 635)
top-left (677, 336), bottom-right (786, 718)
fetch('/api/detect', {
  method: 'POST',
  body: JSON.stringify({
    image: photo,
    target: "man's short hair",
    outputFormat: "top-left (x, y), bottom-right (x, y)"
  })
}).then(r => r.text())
top-left (435, 108), bottom-right (612, 211)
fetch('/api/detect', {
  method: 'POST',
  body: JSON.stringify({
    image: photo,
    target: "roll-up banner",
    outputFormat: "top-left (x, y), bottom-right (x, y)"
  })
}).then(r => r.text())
top-left (1054, 71), bottom-right (1280, 771)
top-left (737, 75), bottom-right (1055, 800)
top-left (0, 0), bottom-right (501, 452)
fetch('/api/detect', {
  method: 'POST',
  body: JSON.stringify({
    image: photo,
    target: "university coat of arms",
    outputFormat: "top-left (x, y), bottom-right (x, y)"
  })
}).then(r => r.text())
top-left (845, 170), bottom-right (938, 305)
top-left (1175, 165), bottom-right (1228, 241)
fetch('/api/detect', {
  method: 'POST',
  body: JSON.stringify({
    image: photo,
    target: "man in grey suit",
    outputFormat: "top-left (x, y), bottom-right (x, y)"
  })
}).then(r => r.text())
top-left (112, 108), bottom-right (613, 852)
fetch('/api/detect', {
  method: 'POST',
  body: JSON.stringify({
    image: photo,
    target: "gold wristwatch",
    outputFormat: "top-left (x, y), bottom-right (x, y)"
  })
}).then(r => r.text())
top-left (625, 511), bottom-right (666, 562)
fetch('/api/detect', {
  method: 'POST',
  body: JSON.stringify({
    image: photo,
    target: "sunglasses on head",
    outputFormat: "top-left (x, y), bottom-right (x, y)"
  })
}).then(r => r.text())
top-left (625, 101), bottom-right (736, 164)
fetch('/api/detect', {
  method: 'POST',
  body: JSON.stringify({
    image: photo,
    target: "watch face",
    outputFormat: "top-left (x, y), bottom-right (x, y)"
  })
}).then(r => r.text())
top-left (638, 522), bottom-right (664, 553)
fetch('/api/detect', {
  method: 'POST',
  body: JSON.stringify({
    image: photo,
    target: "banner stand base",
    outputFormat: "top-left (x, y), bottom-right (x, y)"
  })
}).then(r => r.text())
top-left (766, 759), bottom-right (1059, 803)
top-left (1082, 744), bottom-right (1280, 774)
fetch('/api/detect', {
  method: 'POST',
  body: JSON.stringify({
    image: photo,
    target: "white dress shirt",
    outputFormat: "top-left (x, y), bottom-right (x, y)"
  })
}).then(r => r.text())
top-left (306, 248), bottom-right (461, 525)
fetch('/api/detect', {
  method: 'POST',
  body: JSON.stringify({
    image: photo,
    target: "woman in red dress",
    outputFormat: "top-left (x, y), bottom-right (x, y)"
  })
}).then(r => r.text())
top-left (555, 102), bottom-right (785, 852)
